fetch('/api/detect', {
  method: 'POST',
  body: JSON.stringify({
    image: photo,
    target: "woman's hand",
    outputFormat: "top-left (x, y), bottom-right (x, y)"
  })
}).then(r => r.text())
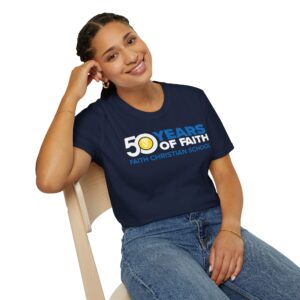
top-left (64, 60), bottom-right (103, 101)
top-left (209, 230), bottom-right (244, 286)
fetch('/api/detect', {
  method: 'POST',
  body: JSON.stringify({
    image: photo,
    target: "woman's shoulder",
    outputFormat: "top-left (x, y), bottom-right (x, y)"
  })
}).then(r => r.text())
top-left (164, 81), bottom-right (204, 94)
top-left (161, 81), bottom-right (206, 103)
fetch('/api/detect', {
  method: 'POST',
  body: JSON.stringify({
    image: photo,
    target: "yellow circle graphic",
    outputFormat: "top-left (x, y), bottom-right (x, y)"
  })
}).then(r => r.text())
top-left (138, 137), bottom-right (153, 150)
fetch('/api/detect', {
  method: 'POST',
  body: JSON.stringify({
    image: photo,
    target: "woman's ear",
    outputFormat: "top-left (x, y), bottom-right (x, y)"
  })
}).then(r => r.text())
top-left (100, 76), bottom-right (109, 84)
top-left (97, 70), bottom-right (108, 83)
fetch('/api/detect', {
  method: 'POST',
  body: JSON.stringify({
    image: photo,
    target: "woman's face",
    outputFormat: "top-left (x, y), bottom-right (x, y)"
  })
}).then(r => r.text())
top-left (91, 21), bottom-right (153, 90)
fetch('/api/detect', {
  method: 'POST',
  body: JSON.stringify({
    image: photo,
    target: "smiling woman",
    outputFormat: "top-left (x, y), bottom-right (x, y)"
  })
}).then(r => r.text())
top-left (35, 12), bottom-right (300, 300)
top-left (76, 14), bottom-right (154, 101)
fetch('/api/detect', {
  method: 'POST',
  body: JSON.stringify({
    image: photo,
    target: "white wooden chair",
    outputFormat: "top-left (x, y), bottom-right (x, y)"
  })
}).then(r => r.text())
top-left (63, 161), bottom-right (131, 300)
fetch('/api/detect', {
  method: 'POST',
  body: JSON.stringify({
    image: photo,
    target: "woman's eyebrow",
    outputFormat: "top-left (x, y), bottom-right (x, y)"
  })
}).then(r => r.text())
top-left (101, 31), bottom-right (133, 57)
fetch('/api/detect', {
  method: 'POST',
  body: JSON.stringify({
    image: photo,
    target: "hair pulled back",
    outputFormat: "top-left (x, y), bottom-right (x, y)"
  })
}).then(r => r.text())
top-left (76, 13), bottom-right (133, 99)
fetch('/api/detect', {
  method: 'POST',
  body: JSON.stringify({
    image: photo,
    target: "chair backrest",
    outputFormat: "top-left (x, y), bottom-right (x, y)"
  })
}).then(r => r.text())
top-left (73, 161), bottom-right (112, 232)
top-left (63, 162), bottom-right (131, 300)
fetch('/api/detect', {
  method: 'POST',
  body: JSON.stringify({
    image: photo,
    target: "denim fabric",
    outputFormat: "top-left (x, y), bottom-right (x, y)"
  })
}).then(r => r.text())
top-left (120, 204), bottom-right (300, 299)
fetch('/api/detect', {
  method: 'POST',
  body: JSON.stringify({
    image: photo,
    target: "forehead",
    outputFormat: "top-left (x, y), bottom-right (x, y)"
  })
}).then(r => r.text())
top-left (91, 22), bottom-right (133, 54)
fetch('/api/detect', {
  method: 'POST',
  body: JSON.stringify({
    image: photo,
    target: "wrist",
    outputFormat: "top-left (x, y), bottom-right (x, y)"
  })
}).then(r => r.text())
top-left (58, 94), bottom-right (78, 113)
top-left (219, 229), bottom-right (243, 241)
top-left (62, 91), bottom-right (81, 104)
top-left (221, 220), bottom-right (241, 235)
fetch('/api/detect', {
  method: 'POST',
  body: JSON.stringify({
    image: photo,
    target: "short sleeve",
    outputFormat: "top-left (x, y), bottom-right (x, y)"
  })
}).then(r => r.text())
top-left (73, 103), bottom-right (102, 163)
top-left (200, 89), bottom-right (234, 160)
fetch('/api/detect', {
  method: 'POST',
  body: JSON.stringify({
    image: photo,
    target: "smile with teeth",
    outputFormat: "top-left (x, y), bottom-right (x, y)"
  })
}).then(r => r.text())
top-left (128, 59), bottom-right (146, 75)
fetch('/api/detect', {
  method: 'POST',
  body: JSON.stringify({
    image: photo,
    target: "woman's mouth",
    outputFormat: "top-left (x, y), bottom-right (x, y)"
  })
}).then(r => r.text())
top-left (127, 58), bottom-right (146, 75)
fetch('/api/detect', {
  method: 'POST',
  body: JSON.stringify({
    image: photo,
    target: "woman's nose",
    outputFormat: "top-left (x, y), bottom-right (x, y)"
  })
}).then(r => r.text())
top-left (124, 49), bottom-right (138, 64)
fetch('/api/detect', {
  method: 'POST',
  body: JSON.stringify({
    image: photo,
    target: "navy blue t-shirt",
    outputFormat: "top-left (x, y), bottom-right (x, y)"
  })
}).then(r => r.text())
top-left (73, 81), bottom-right (234, 229)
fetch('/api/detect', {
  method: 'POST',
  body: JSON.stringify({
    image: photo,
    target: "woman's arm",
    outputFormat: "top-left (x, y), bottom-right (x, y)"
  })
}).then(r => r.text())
top-left (208, 153), bottom-right (244, 286)
top-left (35, 94), bottom-right (79, 193)
top-left (209, 154), bottom-right (243, 235)
top-left (35, 60), bottom-right (102, 193)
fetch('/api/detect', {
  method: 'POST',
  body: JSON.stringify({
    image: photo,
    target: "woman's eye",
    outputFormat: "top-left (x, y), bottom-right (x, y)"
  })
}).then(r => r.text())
top-left (107, 53), bottom-right (117, 61)
top-left (128, 37), bottom-right (136, 44)
top-left (106, 37), bottom-right (136, 61)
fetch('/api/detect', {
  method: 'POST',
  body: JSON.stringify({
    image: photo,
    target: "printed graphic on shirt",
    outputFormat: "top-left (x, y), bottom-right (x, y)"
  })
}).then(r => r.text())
top-left (124, 123), bottom-right (212, 165)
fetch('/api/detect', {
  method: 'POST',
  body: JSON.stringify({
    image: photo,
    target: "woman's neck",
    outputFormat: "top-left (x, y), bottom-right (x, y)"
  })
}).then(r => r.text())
top-left (116, 81), bottom-right (162, 109)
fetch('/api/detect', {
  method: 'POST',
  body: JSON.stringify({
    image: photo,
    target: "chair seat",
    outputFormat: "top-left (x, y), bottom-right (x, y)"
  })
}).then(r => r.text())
top-left (109, 282), bottom-right (131, 300)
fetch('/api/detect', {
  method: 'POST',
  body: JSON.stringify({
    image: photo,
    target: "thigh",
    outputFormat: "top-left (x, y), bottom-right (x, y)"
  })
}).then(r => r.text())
top-left (121, 237), bottom-right (230, 300)
top-left (219, 227), bottom-right (300, 300)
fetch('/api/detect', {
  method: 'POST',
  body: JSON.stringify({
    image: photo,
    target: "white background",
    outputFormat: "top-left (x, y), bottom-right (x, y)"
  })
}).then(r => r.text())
top-left (1, 1), bottom-right (299, 299)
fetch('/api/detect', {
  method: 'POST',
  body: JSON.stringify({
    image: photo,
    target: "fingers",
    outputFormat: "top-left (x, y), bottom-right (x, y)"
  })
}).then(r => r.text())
top-left (90, 73), bottom-right (102, 83)
top-left (211, 247), bottom-right (223, 282)
top-left (224, 257), bottom-right (237, 282)
top-left (216, 255), bottom-right (232, 285)
top-left (85, 59), bottom-right (102, 72)
top-left (209, 245), bottom-right (244, 285)
top-left (88, 67), bottom-right (102, 82)
top-left (231, 254), bottom-right (244, 280)
top-left (210, 252), bottom-right (226, 286)
top-left (208, 230), bottom-right (245, 286)
top-left (210, 253), bottom-right (244, 285)
top-left (87, 74), bottom-right (94, 86)
top-left (209, 246), bottom-right (215, 271)
top-left (85, 60), bottom-right (103, 83)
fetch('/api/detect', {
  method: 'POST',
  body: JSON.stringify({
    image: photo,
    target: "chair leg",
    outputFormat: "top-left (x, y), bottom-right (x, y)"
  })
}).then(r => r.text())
top-left (64, 184), bottom-right (106, 300)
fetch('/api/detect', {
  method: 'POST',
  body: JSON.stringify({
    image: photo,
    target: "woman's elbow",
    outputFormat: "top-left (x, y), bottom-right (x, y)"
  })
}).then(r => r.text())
top-left (36, 176), bottom-right (65, 194)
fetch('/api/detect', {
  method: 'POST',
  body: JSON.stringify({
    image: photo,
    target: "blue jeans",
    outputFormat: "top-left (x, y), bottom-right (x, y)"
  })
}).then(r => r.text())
top-left (120, 204), bottom-right (300, 299)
